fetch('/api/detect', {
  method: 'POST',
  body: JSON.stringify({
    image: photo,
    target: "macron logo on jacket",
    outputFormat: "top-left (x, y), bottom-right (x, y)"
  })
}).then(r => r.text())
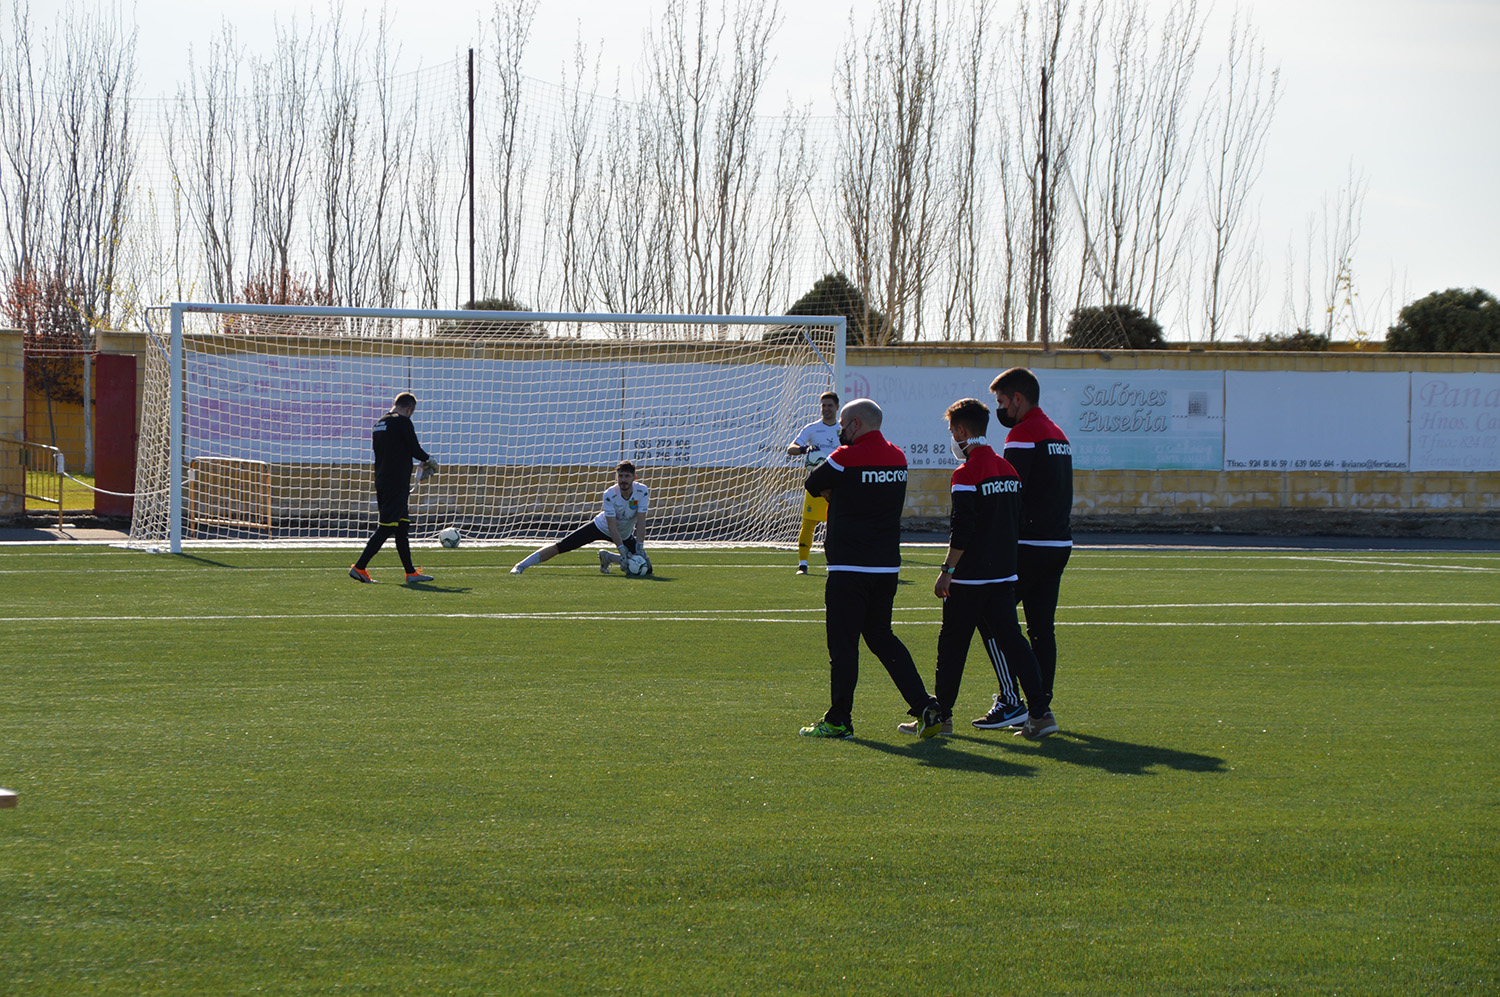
top-left (806, 430), bottom-right (908, 572)
top-left (1003, 407), bottom-right (1073, 545)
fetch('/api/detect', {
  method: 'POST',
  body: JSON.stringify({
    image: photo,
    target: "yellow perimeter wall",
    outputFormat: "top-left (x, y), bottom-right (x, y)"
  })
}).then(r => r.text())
top-left (6, 329), bottom-right (1498, 528)
top-left (0, 328), bottom-right (23, 515)
top-left (849, 345), bottom-right (1500, 526)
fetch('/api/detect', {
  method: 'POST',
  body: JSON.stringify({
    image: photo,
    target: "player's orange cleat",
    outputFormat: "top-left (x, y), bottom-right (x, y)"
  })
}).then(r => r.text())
top-left (405, 569), bottom-right (435, 583)
top-left (349, 565), bottom-right (376, 583)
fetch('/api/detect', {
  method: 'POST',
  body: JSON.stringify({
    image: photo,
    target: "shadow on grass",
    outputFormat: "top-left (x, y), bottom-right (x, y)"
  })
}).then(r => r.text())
top-left (854, 737), bottom-right (1037, 778)
top-left (402, 583), bottom-right (472, 594)
top-left (986, 730), bottom-right (1227, 776)
top-left (173, 553), bottom-right (241, 568)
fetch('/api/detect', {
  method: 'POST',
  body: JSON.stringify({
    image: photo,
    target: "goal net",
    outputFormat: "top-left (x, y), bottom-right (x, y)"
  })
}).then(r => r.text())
top-left (130, 304), bottom-right (843, 551)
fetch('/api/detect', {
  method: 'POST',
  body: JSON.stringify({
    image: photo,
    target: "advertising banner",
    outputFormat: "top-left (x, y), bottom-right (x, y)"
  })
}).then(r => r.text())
top-left (1223, 371), bottom-right (1409, 471)
top-left (843, 365), bottom-right (1223, 469)
top-left (186, 354), bottom-right (821, 468)
top-left (1409, 373), bottom-right (1500, 471)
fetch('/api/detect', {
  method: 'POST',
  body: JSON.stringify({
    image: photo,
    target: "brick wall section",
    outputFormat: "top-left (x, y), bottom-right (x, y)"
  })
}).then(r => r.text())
top-left (25, 384), bottom-right (89, 468)
top-left (0, 328), bottom-right (24, 514)
top-left (848, 345), bottom-right (1500, 524)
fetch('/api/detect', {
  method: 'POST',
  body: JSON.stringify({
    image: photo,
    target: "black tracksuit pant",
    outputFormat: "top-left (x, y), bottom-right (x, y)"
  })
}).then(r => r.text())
top-left (937, 581), bottom-right (1046, 718)
top-left (1016, 544), bottom-right (1071, 707)
top-left (823, 571), bottom-right (934, 729)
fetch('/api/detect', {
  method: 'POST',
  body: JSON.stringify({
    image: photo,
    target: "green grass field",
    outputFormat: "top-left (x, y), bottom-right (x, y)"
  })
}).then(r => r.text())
top-left (2, 541), bottom-right (1497, 995)
top-left (23, 469), bottom-right (95, 515)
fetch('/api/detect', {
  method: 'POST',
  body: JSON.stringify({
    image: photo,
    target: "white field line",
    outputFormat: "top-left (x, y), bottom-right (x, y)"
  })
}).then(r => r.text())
top-left (6, 609), bottom-right (1500, 627)
top-left (7, 601), bottom-right (1499, 622)
top-left (3, 560), bottom-right (1498, 576)
top-left (1073, 561), bottom-right (1499, 573)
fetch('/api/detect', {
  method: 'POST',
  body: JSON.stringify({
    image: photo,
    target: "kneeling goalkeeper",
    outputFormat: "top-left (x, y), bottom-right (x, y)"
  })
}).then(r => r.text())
top-left (511, 461), bottom-right (649, 575)
top-left (350, 391), bottom-right (438, 584)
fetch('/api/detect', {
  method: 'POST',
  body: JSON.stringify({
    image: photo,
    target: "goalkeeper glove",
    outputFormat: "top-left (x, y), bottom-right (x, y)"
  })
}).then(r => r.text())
top-left (422, 458), bottom-right (439, 479)
top-left (618, 544), bottom-right (631, 560)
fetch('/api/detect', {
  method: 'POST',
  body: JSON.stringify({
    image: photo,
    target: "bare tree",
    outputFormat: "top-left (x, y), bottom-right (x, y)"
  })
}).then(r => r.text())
top-left (169, 22), bottom-right (245, 303)
top-left (1201, 11), bottom-right (1278, 341)
top-left (1279, 166), bottom-right (1367, 339)
top-left (1067, 0), bottom-right (1203, 325)
top-left (754, 105), bottom-right (815, 315)
top-left (1025, 0), bottom-right (1067, 344)
top-left (638, 0), bottom-right (785, 319)
top-left (835, 0), bottom-right (948, 344)
top-left (937, 0), bottom-right (991, 341)
top-left (0, 2), bottom-right (50, 286)
top-left (310, 9), bottom-right (417, 308)
top-left (545, 40), bottom-right (603, 311)
top-left (247, 15), bottom-right (322, 302)
top-left (486, 0), bottom-right (538, 304)
top-left (52, 5), bottom-right (137, 328)
top-left (647, 0), bottom-right (720, 314)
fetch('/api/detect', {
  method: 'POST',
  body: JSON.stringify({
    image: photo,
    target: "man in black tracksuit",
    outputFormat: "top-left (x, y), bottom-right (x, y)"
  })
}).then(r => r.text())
top-left (349, 391), bottom-right (437, 584)
top-left (918, 398), bottom-right (1046, 739)
top-left (798, 398), bottom-right (944, 740)
top-left (991, 367), bottom-right (1072, 738)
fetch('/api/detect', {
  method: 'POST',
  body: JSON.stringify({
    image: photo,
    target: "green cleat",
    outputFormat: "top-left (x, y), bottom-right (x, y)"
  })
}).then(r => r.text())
top-left (917, 701), bottom-right (945, 739)
top-left (799, 719), bottom-right (854, 739)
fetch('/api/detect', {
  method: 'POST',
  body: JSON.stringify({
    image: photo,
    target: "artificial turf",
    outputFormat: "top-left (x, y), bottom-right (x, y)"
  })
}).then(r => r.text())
top-left (1, 542), bottom-right (1496, 994)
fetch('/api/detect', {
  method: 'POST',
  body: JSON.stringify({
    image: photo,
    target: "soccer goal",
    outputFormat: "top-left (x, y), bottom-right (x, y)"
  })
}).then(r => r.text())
top-left (130, 304), bottom-right (844, 552)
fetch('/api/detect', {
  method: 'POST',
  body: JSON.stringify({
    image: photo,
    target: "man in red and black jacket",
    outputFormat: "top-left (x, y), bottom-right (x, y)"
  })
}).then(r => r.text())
top-left (798, 398), bottom-right (944, 740)
top-left (990, 367), bottom-right (1072, 738)
top-left (920, 398), bottom-right (1047, 739)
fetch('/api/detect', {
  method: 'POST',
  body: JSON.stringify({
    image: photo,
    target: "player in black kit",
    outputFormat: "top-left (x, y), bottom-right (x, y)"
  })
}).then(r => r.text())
top-left (798, 398), bottom-right (944, 740)
top-left (350, 391), bottom-right (438, 584)
top-left (990, 368), bottom-right (1072, 738)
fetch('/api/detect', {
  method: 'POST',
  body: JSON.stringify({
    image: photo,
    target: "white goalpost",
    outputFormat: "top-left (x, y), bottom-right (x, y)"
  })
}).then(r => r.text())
top-left (130, 303), bottom-right (845, 553)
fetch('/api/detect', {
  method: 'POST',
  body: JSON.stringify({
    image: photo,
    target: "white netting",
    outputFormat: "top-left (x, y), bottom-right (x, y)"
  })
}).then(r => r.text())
top-left (128, 305), bottom-right (840, 548)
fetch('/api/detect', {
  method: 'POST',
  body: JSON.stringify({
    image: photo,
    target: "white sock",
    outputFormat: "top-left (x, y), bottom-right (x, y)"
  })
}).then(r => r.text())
top-left (799, 560), bottom-right (809, 567)
top-left (518, 550), bottom-right (543, 569)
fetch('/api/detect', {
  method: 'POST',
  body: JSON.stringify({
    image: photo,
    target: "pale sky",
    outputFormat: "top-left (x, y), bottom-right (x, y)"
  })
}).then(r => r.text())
top-left (36, 0), bottom-right (1500, 334)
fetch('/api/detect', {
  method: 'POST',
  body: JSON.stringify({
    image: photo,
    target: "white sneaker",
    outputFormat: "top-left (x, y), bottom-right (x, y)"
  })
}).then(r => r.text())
top-left (510, 563), bottom-right (525, 575)
top-left (897, 717), bottom-right (953, 736)
top-left (598, 549), bottom-right (612, 574)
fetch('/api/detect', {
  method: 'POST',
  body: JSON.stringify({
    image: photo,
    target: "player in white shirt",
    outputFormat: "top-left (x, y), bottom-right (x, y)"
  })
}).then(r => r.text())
top-left (785, 391), bottom-right (840, 574)
top-left (510, 461), bottom-right (650, 575)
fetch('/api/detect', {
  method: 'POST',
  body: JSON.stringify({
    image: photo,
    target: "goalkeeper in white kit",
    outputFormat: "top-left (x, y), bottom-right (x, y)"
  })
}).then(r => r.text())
top-left (511, 461), bottom-right (650, 575)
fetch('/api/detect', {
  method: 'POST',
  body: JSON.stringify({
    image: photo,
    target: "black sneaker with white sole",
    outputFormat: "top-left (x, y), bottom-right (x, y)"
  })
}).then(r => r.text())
top-left (972, 693), bottom-right (1028, 730)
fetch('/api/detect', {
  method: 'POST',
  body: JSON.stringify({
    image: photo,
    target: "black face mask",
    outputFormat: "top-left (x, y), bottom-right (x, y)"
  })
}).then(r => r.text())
top-left (996, 409), bottom-right (1019, 429)
top-left (837, 430), bottom-right (852, 446)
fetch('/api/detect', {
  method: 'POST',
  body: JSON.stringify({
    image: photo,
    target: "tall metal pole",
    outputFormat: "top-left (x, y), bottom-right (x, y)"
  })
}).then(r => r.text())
top-left (169, 305), bottom-right (183, 554)
top-left (1039, 65), bottom-right (1051, 348)
top-left (467, 47), bottom-right (476, 309)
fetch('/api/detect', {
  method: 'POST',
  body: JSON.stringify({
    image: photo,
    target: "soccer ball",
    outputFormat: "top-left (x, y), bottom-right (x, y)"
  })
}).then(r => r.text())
top-left (623, 552), bottom-right (652, 577)
top-left (438, 527), bottom-right (462, 548)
